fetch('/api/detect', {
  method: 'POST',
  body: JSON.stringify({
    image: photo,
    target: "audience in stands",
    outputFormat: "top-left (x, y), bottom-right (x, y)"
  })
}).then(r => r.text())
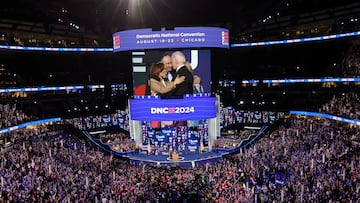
top-left (0, 32), bottom-right (105, 48)
top-left (320, 92), bottom-right (360, 120)
top-left (236, 118), bottom-right (360, 202)
top-left (1, 74), bottom-right (360, 202)
top-left (340, 42), bottom-right (360, 76)
top-left (99, 132), bottom-right (136, 153)
top-left (219, 106), bottom-right (283, 127)
top-left (221, 129), bottom-right (257, 140)
top-left (0, 104), bottom-right (33, 129)
top-left (100, 132), bottom-right (130, 144)
top-left (1, 115), bottom-right (359, 202)
top-left (214, 129), bottom-right (257, 150)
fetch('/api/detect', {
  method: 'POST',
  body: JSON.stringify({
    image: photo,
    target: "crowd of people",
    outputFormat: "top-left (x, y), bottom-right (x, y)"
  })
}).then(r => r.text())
top-left (99, 132), bottom-right (130, 144)
top-left (235, 118), bottom-right (360, 202)
top-left (0, 31), bottom-right (103, 48)
top-left (0, 103), bottom-right (33, 129)
top-left (337, 41), bottom-right (360, 77)
top-left (0, 129), bottom-right (245, 202)
top-left (69, 110), bottom-right (129, 131)
top-left (215, 129), bottom-right (257, 150)
top-left (213, 139), bottom-right (242, 150)
top-left (221, 129), bottom-right (257, 140)
top-left (0, 113), bottom-right (359, 202)
top-left (0, 123), bottom-right (68, 148)
top-left (220, 106), bottom-right (284, 127)
top-left (320, 92), bottom-right (360, 120)
top-left (98, 132), bottom-right (136, 153)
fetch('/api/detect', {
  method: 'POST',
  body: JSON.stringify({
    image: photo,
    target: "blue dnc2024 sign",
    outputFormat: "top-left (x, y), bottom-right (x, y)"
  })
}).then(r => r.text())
top-left (129, 96), bottom-right (217, 121)
top-left (113, 27), bottom-right (229, 52)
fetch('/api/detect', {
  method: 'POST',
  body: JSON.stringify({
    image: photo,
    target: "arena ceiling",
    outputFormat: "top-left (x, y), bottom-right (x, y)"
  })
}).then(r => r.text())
top-left (1, 0), bottom-right (359, 37)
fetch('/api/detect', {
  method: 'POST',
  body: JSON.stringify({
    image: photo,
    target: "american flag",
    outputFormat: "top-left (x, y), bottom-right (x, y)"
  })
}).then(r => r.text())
top-left (222, 31), bottom-right (229, 45)
top-left (113, 35), bottom-right (120, 49)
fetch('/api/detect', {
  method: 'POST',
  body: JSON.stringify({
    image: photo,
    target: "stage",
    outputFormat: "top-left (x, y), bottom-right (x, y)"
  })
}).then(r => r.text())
top-left (126, 151), bottom-right (223, 168)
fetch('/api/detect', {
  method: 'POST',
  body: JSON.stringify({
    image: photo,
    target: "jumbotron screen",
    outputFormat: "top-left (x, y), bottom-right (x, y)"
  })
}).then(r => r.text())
top-left (131, 49), bottom-right (211, 96)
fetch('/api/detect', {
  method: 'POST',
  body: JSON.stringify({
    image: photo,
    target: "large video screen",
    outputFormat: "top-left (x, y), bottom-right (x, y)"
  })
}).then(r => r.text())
top-left (113, 27), bottom-right (229, 52)
top-left (129, 95), bottom-right (216, 121)
top-left (132, 49), bottom-right (211, 96)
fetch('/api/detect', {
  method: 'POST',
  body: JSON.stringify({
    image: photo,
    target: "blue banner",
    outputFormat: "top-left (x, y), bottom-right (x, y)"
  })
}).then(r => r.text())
top-left (129, 96), bottom-right (217, 121)
top-left (113, 27), bottom-right (229, 52)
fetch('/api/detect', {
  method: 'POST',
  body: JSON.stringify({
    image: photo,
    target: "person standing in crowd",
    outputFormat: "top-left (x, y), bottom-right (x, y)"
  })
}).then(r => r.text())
top-left (148, 63), bottom-right (184, 96)
top-left (171, 51), bottom-right (194, 96)
top-left (161, 54), bottom-right (176, 82)
top-left (193, 75), bottom-right (204, 93)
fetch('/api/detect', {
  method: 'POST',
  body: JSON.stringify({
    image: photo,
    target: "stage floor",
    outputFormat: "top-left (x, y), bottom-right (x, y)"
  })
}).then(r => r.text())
top-left (126, 151), bottom-right (223, 168)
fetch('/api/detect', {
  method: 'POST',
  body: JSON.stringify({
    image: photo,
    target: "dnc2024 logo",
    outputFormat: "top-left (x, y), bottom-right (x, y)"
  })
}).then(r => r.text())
top-left (150, 106), bottom-right (195, 114)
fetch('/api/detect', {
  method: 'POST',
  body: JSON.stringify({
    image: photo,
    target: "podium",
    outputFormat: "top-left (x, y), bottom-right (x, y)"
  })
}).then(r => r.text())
top-left (172, 153), bottom-right (179, 160)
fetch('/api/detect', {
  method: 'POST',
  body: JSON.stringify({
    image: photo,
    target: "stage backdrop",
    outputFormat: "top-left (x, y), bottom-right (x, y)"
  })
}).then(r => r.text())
top-left (132, 49), bottom-right (211, 96)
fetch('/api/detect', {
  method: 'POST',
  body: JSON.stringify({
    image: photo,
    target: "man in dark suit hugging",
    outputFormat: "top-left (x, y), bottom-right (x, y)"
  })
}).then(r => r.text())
top-left (171, 51), bottom-right (194, 96)
top-left (170, 51), bottom-right (194, 127)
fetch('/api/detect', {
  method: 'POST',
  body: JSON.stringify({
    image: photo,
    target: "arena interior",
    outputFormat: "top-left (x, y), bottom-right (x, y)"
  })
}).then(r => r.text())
top-left (0, 0), bottom-right (360, 202)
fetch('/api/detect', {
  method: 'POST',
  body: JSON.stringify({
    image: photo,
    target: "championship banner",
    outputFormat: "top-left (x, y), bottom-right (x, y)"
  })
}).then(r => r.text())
top-left (113, 27), bottom-right (229, 52)
top-left (129, 96), bottom-right (217, 121)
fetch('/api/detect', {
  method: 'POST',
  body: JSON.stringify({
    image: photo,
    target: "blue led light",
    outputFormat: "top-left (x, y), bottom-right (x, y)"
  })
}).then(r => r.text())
top-left (0, 117), bottom-right (62, 134)
top-left (232, 31), bottom-right (360, 47)
top-left (290, 111), bottom-right (360, 126)
top-left (262, 77), bottom-right (360, 84)
top-left (0, 45), bottom-right (113, 52)
top-left (0, 85), bottom-right (85, 93)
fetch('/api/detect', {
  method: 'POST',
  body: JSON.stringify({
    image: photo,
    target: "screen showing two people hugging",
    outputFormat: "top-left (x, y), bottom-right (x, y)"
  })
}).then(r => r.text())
top-left (132, 49), bottom-right (210, 97)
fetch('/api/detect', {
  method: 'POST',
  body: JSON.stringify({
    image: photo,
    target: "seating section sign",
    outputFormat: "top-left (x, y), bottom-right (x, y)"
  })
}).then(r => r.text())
top-left (113, 27), bottom-right (229, 52)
